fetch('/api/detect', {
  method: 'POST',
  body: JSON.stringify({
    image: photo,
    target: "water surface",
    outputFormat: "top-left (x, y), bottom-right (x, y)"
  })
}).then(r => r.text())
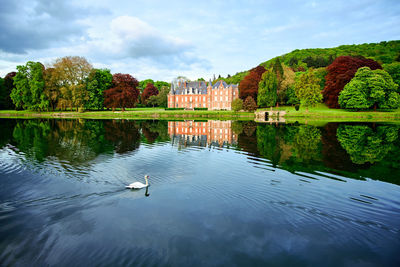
top-left (0, 119), bottom-right (399, 266)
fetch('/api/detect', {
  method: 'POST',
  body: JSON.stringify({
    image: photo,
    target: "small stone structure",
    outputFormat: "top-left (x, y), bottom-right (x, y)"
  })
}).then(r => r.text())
top-left (255, 110), bottom-right (286, 123)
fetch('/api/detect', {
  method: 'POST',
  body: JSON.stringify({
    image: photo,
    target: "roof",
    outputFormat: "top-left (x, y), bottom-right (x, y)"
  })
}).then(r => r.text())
top-left (170, 80), bottom-right (238, 95)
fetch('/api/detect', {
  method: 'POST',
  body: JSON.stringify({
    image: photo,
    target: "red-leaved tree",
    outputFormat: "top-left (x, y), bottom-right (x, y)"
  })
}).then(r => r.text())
top-left (104, 73), bottom-right (139, 111)
top-left (239, 66), bottom-right (266, 102)
top-left (141, 83), bottom-right (159, 104)
top-left (323, 56), bottom-right (382, 108)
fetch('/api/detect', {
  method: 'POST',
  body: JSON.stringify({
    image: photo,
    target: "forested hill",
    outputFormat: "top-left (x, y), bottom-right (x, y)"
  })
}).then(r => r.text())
top-left (223, 40), bottom-right (400, 84)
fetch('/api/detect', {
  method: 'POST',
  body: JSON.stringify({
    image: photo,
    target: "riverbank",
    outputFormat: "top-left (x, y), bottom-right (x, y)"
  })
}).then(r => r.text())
top-left (258, 104), bottom-right (400, 123)
top-left (0, 109), bottom-right (255, 120)
top-left (1, 104), bottom-right (400, 122)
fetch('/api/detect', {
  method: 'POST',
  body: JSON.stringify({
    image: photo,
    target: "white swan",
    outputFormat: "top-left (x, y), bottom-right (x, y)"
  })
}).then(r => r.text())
top-left (125, 175), bottom-right (149, 189)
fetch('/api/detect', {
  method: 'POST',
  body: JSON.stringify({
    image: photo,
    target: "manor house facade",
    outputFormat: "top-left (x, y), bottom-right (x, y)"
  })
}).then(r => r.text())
top-left (168, 80), bottom-right (239, 110)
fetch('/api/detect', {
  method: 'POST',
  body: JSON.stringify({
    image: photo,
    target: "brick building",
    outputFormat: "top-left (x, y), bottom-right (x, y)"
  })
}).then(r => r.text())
top-left (168, 120), bottom-right (238, 148)
top-left (168, 80), bottom-right (239, 110)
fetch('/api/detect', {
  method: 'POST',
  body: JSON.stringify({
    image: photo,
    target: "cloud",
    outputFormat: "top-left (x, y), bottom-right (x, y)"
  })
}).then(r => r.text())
top-left (0, 0), bottom-right (106, 54)
top-left (87, 16), bottom-right (193, 60)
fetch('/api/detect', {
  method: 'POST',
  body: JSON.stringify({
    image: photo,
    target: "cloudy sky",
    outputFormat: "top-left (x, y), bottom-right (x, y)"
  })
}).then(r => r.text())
top-left (0, 0), bottom-right (399, 81)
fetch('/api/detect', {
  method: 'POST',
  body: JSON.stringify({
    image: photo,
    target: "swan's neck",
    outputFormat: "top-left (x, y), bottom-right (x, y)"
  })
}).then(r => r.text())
top-left (145, 177), bottom-right (148, 186)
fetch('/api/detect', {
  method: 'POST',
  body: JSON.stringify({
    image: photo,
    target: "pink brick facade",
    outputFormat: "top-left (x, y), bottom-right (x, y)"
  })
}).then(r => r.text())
top-left (168, 80), bottom-right (239, 110)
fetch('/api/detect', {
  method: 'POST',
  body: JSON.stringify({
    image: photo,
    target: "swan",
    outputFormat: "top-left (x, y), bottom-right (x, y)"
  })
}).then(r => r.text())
top-left (125, 175), bottom-right (149, 189)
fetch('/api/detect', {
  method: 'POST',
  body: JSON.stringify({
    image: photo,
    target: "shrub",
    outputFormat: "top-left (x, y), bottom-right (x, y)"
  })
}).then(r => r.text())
top-left (243, 96), bottom-right (257, 112)
top-left (165, 108), bottom-right (185, 110)
top-left (231, 98), bottom-right (243, 112)
top-left (194, 107), bottom-right (208, 110)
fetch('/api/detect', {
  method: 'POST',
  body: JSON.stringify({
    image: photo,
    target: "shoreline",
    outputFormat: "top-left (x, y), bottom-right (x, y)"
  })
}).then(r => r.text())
top-left (1, 105), bottom-right (400, 122)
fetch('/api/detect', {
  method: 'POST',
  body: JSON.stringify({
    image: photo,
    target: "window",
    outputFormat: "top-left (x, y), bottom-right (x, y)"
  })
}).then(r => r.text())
top-left (203, 96), bottom-right (205, 101)
top-left (226, 96), bottom-right (228, 101)
top-left (220, 96), bottom-right (222, 101)
top-left (190, 97), bottom-right (192, 101)
top-left (203, 103), bottom-right (206, 107)
top-left (220, 91), bottom-right (222, 95)
top-left (185, 97), bottom-right (187, 101)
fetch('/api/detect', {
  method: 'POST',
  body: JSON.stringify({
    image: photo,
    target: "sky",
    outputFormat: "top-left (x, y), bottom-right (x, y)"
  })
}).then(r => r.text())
top-left (0, 0), bottom-right (399, 82)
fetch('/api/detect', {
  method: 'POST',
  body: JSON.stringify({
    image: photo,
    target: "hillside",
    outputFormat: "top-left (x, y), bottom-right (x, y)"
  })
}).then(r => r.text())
top-left (222, 40), bottom-right (400, 84)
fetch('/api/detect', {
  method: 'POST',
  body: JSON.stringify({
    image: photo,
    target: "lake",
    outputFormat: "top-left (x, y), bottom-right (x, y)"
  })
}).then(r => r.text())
top-left (0, 119), bottom-right (399, 266)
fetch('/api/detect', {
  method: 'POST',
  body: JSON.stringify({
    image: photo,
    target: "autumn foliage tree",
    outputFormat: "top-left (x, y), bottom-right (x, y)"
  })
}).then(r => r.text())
top-left (104, 73), bottom-right (139, 111)
top-left (243, 96), bottom-right (257, 112)
top-left (323, 56), bottom-right (382, 108)
top-left (141, 83), bottom-right (158, 105)
top-left (239, 66), bottom-right (266, 102)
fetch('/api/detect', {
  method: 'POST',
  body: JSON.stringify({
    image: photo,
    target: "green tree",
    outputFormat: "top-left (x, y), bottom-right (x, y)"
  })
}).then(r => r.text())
top-left (294, 69), bottom-right (322, 109)
top-left (85, 69), bottom-right (113, 110)
top-left (258, 69), bottom-right (277, 107)
top-left (138, 79), bottom-right (154, 92)
top-left (11, 61), bottom-right (48, 111)
top-left (339, 67), bottom-right (399, 110)
top-left (154, 81), bottom-right (170, 90)
top-left (231, 98), bottom-right (243, 112)
top-left (0, 77), bottom-right (5, 109)
top-left (383, 62), bottom-right (400, 86)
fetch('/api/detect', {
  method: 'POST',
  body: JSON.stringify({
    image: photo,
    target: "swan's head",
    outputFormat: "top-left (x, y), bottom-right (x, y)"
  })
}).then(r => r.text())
top-left (145, 175), bottom-right (149, 179)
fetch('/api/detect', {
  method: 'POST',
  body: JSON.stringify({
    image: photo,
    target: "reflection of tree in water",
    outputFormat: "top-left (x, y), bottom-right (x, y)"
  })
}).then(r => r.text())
top-left (237, 121), bottom-right (259, 156)
top-left (104, 120), bottom-right (141, 154)
top-left (12, 120), bottom-right (51, 162)
top-left (321, 123), bottom-right (361, 171)
top-left (140, 121), bottom-right (170, 144)
top-left (292, 125), bottom-right (322, 163)
top-left (337, 124), bottom-right (399, 164)
top-left (256, 124), bottom-right (282, 166)
top-left (11, 119), bottom-right (114, 163)
top-left (0, 119), bottom-right (17, 148)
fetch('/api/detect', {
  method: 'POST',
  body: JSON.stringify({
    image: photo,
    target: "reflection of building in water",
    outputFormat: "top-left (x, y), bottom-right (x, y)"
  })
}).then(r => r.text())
top-left (168, 120), bottom-right (238, 147)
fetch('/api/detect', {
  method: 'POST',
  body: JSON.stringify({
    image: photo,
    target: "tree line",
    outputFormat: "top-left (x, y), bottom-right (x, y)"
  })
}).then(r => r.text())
top-left (0, 56), bottom-right (170, 111)
top-left (232, 54), bottom-right (400, 112)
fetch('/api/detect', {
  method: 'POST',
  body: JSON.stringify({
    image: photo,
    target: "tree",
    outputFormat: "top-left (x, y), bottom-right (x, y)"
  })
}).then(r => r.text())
top-left (154, 81), bottom-right (169, 90)
top-left (339, 67), bottom-right (399, 110)
top-left (52, 56), bottom-right (93, 110)
top-left (85, 69), bottom-right (113, 110)
top-left (141, 83), bottom-right (159, 105)
top-left (243, 96), bottom-right (257, 112)
top-left (323, 56), bottom-right (382, 108)
top-left (11, 61), bottom-right (48, 111)
top-left (3, 72), bottom-right (16, 109)
top-left (0, 77), bottom-right (5, 109)
top-left (231, 98), bottom-right (243, 112)
top-left (258, 70), bottom-right (277, 107)
top-left (104, 73), bottom-right (140, 111)
top-left (280, 64), bottom-right (296, 104)
top-left (155, 85), bottom-right (169, 107)
top-left (43, 68), bottom-right (60, 111)
top-left (239, 65), bottom-right (266, 101)
top-left (138, 79), bottom-right (154, 92)
top-left (384, 62), bottom-right (400, 86)
top-left (294, 69), bottom-right (322, 109)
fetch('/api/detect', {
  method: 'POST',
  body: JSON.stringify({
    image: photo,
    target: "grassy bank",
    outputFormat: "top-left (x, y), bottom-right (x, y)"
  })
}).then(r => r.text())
top-left (0, 108), bottom-right (255, 120)
top-left (258, 103), bottom-right (400, 123)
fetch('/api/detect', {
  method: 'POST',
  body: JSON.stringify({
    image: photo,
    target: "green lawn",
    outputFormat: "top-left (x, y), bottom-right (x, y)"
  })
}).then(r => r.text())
top-left (0, 108), bottom-right (255, 120)
top-left (257, 103), bottom-right (400, 122)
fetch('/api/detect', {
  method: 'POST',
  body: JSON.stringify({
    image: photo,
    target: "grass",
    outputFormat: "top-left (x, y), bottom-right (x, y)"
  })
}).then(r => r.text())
top-left (257, 103), bottom-right (400, 123)
top-left (0, 108), bottom-right (255, 120)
